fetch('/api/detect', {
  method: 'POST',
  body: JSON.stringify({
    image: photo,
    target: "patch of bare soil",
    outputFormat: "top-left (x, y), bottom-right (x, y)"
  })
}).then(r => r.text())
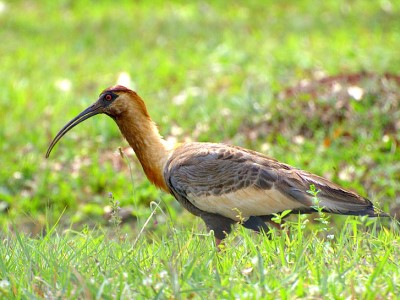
top-left (239, 72), bottom-right (400, 143)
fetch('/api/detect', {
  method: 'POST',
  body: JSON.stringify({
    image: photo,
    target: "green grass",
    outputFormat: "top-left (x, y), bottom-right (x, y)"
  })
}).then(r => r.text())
top-left (1, 214), bottom-right (399, 299)
top-left (1, 0), bottom-right (400, 298)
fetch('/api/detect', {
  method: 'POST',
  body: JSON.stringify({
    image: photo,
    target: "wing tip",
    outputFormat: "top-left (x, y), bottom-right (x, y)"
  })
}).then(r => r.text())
top-left (339, 206), bottom-right (390, 217)
top-left (362, 199), bottom-right (390, 217)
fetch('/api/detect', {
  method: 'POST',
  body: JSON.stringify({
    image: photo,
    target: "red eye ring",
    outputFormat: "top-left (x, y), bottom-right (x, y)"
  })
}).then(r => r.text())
top-left (105, 94), bottom-right (113, 101)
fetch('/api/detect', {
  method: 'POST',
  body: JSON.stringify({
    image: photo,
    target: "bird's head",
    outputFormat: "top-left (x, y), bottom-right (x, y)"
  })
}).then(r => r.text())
top-left (45, 85), bottom-right (148, 158)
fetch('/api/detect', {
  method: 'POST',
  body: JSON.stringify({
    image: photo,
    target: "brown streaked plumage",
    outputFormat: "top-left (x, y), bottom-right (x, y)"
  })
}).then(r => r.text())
top-left (46, 85), bottom-right (388, 245)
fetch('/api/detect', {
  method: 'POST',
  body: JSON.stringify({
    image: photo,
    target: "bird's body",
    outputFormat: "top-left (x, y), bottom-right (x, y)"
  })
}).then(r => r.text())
top-left (164, 142), bottom-right (382, 240)
top-left (46, 85), bottom-right (387, 244)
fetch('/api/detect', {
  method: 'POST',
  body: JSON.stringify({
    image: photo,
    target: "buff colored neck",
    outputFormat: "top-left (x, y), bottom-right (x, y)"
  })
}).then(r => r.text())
top-left (114, 108), bottom-right (172, 192)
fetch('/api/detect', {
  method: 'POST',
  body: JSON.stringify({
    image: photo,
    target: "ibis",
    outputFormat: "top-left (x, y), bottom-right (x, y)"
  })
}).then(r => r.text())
top-left (46, 85), bottom-right (388, 245)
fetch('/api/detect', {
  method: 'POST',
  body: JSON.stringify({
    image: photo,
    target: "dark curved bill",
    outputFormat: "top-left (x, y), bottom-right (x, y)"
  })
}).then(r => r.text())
top-left (45, 102), bottom-right (103, 158)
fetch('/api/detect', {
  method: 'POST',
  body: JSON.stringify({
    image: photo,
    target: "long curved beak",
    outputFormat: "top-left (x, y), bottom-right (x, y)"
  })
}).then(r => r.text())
top-left (45, 101), bottom-right (103, 158)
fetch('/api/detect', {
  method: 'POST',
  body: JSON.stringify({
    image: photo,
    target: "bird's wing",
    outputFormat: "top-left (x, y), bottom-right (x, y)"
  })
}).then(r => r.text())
top-left (165, 142), bottom-right (377, 221)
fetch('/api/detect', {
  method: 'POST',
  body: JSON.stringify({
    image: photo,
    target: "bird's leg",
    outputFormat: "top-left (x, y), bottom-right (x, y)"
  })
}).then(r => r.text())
top-left (215, 230), bottom-right (230, 251)
top-left (243, 216), bottom-right (290, 238)
top-left (201, 213), bottom-right (235, 249)
top-left (214, 235), bottom-right (228, 252)
top-left (215, 238), bottom-right (223, 248)
top-left (242, 216), bottom-right (270, 234)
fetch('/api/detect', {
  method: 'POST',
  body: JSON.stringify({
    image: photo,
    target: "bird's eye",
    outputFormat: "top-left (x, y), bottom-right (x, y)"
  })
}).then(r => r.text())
top-left (105, 94), bottom-right (113, 101)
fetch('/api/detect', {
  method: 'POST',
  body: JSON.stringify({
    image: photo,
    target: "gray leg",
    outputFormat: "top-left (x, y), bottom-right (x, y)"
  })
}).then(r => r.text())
top-left (200, 213), bottom-right (236, 241)
top-left (242, 216), bottom-right (270, 233)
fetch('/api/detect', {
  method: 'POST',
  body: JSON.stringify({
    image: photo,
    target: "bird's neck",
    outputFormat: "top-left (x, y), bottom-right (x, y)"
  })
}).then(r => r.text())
top-left (114, 111), bottom-right (172, 192)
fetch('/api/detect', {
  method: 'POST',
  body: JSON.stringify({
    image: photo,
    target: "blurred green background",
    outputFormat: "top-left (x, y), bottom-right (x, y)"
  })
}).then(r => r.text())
top-left (1, 0), bottom-right (399, 233)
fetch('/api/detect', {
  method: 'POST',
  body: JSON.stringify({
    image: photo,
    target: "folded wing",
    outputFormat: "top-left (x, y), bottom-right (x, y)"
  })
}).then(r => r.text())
top-left (165, 142), bottom-right (382, 221)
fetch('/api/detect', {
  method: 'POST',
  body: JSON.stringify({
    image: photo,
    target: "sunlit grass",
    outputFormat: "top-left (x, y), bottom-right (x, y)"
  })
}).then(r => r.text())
top-left (1, 212), bottom-right (398, 299)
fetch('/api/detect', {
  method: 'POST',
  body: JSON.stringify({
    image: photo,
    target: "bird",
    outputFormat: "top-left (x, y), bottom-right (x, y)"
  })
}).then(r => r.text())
top-left (46, 85), bottom-right (388, 246)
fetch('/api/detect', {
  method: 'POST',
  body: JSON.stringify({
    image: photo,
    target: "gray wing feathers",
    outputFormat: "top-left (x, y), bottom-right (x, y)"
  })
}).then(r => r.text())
top-left (165, 142), bottom-right (379, 218)
top-left (167, 143), bottom-right (278, 197)
top-left (277, 170), bottom-right (378, 215)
